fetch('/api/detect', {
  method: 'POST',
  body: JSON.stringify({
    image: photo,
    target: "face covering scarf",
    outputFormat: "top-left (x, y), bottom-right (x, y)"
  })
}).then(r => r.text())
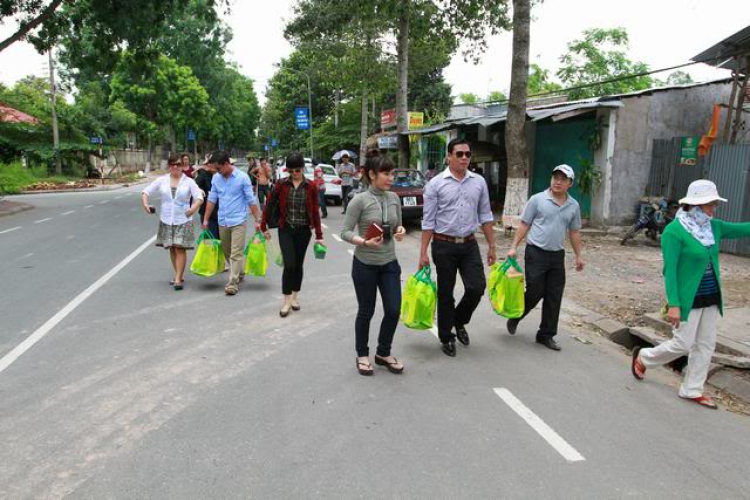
top-left (676, 206), bottom-right (715, 247)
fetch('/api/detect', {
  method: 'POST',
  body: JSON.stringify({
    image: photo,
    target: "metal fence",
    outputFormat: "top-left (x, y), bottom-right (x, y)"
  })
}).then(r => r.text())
top-left (648, 140), bottom-right (750, 255)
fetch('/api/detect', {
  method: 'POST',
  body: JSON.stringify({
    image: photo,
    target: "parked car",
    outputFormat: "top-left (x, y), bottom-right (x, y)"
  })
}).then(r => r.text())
top-left (316, 163), bottom-right (342, 205)
top-left (346, 168), bottom-right (425, 220)
top-left (276, 163), bottom-right (315, 182)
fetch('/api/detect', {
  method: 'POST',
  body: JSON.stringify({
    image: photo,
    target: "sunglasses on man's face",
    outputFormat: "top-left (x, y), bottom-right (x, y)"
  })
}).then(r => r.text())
top-left (453, 151), bottom-right (472, 159)
top-left (288, 168), bottom-right (303, 172)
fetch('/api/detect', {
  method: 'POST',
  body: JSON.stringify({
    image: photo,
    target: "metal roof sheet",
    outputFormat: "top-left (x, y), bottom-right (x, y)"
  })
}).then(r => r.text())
top-left (692, 25), bottom-right (750, 70)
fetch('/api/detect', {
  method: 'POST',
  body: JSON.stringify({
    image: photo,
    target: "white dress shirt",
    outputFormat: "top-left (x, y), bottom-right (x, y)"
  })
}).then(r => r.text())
top-left (142, 174), bottom-right (204, 226)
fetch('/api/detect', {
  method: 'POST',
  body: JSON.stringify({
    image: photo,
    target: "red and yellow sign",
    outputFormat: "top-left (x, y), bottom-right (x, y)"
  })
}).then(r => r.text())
top-left (408, 112), bottom-right (424, 131)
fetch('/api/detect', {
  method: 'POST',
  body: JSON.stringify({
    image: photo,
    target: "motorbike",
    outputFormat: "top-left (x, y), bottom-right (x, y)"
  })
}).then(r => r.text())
top-left (621, 198), bottom-right (678, 245)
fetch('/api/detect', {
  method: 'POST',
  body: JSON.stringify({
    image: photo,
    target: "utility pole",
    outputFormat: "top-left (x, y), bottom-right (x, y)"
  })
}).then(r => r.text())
top-left (48, 49), bottom-right (61, 175)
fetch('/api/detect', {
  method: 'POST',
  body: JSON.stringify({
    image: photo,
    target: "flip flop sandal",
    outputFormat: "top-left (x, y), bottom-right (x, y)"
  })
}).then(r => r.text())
top-left (680, 395), bottom-right (718, 409)
top-left (375, 356), bottom-right (404, 374)
top-left (631, 346), bottom-right (645, 381)
top-left (173, 281), bottom-right (184, 290)
top-left (356, 358), bottom-right (373, 376)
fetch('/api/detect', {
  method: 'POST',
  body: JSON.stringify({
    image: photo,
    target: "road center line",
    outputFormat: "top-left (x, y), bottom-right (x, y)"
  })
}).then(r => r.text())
top-left (0, 235), bottom-right (157, 375)
top-left (0, 226), bottom-right (21, 234)
top-left (84, 205), bottom-right (93, 209)
top-left (321, 223), bottom-right (328, 229)
top-left (493, 388), bottom-right (585, 463)
top-left (99, 200), bottom-right (109, 204)
top-left (332, 234), bottom-right (343, 242)
top-left (34, 218), bottom-right (53, 224)
top-left (60, 210), bottom-right (75, 216)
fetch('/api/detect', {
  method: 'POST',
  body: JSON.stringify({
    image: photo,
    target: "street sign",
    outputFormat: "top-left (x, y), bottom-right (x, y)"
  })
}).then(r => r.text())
top-left (295, 107), bottom-right (310, 130)
top-left (679, 136), bottom-right (699, 166)
top-left (187, 129), bottom-right (196, 141)
top-left (381, 109), bottom-right (396, 129)
top-left (377, 135), bottom-right (398, 149)
top-left (89, 137), bottom-right (102, 145)
top-left (272, 138), bottom-right (278, 147)
top-left (408, 112), bottom-right (424, 130)
top-left (264, 144), bottom-right (269, 151)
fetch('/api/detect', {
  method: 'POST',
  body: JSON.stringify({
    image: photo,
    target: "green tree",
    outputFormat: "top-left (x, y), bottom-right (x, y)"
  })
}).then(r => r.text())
top-left (110, 53), bottom-right (212, 165)
top-left (486, 90), bottom-right (507, 103)
top-left (459, 93), bottom-right (481, 105)
top-left (527, 63), bottom-right (562, 95)
top-left (557, 27), bottom-right (656, 99)
top-left (666, 70), bottom-right (694, 86)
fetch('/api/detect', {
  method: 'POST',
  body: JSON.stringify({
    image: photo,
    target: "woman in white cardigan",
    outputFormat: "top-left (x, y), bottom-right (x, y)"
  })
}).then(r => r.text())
top-left (141, 154), bottom-right (204, 290)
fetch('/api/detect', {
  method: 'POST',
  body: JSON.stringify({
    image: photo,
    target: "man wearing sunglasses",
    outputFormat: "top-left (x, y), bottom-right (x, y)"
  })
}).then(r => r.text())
top-left (420, 138), bottom-right (496, 357)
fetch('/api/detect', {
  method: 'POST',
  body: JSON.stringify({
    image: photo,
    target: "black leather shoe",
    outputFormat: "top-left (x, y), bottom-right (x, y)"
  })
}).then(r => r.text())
top-left (455, 326), bottom-right (470, 346)
top-left (537, 337), bottom-right (561, 351)
top-left (507, 319), bottom-right (519, 335)
top-left (441, 341), bottom-right (456, 357)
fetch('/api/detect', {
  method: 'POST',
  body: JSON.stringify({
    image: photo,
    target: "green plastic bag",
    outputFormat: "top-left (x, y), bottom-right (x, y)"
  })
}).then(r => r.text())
top-left (313, 242), bottom-right (327, 260)
top-left (190, 230), bottom-right (223, 277)
top-left (244, 231), bottom-right (268, 277)
top-left (400, 266), bottom-right (437, 330)
top-left (488, 258), bottom-right (525, 318)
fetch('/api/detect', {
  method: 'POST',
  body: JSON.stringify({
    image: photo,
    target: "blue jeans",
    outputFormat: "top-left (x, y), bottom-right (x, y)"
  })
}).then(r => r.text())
top-left (351, 257), bottom-right (402, 357)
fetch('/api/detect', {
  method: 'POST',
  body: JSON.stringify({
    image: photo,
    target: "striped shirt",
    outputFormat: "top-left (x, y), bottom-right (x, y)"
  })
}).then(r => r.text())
top-left (692, 262), bottom-right (720, 309)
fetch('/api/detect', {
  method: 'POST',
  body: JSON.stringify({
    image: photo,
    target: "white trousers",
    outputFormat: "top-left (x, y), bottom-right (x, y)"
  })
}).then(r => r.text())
top-left (639, 306), bottom-right (718, 398)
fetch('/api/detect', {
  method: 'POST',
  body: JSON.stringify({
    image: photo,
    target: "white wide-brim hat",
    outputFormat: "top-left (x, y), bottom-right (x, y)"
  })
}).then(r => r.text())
top-left (679, 179), bottom-right (727, 205)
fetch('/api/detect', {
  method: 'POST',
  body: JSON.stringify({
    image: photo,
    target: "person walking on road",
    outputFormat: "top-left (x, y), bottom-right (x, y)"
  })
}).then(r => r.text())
top-left (506, 165), bottom-right (584, 351)
top-left (142, 153), bottom-right (204, 290)
top-left (419, 138), bottom-right (497, 358)
top-left (202, 150), bottom-right (261, 296)
top-left (261, 152), bottom-right (324, 317)
top-left (337, 154), bottom-right (356, 214)
top-left (194, 155), bottom-right (221, 242)
top-left (180, 153), bottom-right (195, 179)
top-left (313, 164), bottom-right (328, 218)
top-left (251, 158), bottom-right (273, 207)
top-left (342, 150), bottom-right (406, 376)
top-left (632, 180), bottom-right (750, 409)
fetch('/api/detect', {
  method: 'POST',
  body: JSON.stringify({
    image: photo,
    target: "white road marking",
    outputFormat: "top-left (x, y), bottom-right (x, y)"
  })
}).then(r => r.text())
top-left (22, 253), bottom-right (33, 259)
top-left (60, 210), bottom-right (75, 216)
top-left (493, 388), bottom-right (586, 463)
top-left (65, 235), bottom-right (75, 240)
top-left (0, 226), bottom-right (21, 234)
top-left (115, 196), bottom-right (123, 200)
top-left (34, 218), bottom-right (53, 224)
top-left (84, 205), bottom-right (93, 209)
top-left (347, 249), bottom-right (354, 256)
top-left (332, 234), bottom-right (343, 242)
top-left (321, 223), bottom-right (328, 229)
top-left (99, 200), bottom-right (109, 204)
top-left (0, 235), bottom-right (157, 375)
top-left (429, 326), bottom-right (439, 339)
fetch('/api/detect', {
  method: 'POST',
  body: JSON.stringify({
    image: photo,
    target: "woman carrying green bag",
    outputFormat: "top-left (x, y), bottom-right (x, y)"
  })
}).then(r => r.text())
top-left (341, 150), bottom-right (407, 376)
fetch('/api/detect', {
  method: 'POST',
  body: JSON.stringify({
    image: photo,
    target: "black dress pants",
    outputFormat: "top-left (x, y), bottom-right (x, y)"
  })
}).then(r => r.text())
top-left (351, 258), bottom-right (402, 357)
top-left (520, 245), bottom-right (566, 340)
top-left (278, 225), bottom-right (312, 295)
top-left (432, 239), bottom-right (486, 344)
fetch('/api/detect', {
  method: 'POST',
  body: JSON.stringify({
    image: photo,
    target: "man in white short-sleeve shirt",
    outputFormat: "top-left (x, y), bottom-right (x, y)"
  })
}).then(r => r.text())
top-left (505, 164), bottom-right (585, 351)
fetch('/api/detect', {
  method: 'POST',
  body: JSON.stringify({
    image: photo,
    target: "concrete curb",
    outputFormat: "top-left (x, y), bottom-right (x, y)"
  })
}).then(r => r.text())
top-left (0, 201), bottom-right (34, 218)
top-left (19, 178), bottom-right (150, 195)
top-left (568, 302), bottom-right (750, 405)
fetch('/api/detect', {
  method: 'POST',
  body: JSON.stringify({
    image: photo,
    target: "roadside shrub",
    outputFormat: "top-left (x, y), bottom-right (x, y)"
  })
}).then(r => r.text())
top-left (0, 162), bottom-right (37, 194)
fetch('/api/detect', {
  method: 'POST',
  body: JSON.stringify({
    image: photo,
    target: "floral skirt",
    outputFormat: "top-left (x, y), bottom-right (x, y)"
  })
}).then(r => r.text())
top-left (156, 221), bottom-right (195, 249)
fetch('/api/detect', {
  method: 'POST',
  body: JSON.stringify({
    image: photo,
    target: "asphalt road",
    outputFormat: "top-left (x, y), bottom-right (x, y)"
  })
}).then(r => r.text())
top-left (1, 187), bottom-right (749, 499)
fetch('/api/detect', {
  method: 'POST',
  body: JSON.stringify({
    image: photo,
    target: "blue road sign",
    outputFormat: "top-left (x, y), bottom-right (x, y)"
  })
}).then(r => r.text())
top-left (271, 138), bottom-right (278, 147)
top-left (187, 129), bottom-right (196, 141)
top-left (264, 144), bottom-right (269, 151)
top-left (89, 137), bottom-right (102, 145)
top-left (295, 107), bottom-right (310, 130)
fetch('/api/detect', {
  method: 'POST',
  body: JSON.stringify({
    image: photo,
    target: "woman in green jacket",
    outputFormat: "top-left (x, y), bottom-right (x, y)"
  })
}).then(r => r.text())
top-left (631, 180), bottom-right (750, 409)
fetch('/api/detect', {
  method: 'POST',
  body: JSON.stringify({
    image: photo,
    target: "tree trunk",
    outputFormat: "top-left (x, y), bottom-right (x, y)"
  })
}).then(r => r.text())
top-left (502, 0), bottom-right (531, 228)
top-left (359, 88), bottom-right (369, 166)
top-left (396, 2), bottom-right (410, 169)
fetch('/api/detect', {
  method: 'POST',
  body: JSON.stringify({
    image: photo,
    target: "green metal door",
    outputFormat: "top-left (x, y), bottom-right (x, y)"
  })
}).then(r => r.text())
top-left (532, 117), bottom-right (594, 216)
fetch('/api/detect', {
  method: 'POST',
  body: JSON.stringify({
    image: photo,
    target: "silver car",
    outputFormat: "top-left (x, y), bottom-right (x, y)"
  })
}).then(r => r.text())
top-left (316, 163), bottom-right (343, 205)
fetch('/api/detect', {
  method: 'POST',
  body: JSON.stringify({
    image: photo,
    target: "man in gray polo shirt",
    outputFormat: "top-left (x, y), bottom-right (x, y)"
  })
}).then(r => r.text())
top-left (506, 164), bottom-right (584, 351)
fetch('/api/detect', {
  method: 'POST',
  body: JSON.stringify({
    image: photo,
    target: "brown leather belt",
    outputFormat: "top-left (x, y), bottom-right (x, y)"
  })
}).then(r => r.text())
top-left (433, 233), bottom-right (476, 244)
